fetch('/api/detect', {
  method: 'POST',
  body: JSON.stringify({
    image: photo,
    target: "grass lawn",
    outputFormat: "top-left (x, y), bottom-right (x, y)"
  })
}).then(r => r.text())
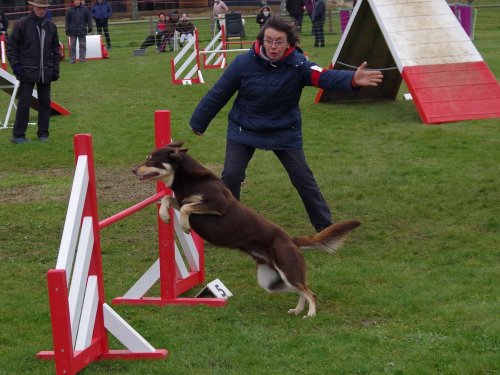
top-left (0, 5), bottom-right (498, 375)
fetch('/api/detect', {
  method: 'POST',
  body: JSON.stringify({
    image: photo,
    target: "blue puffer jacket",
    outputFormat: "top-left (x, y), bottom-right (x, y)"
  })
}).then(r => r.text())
top-left (190, 42), bottom-right (356, 150)
top-left (91, 1), bottom-right (112, 21)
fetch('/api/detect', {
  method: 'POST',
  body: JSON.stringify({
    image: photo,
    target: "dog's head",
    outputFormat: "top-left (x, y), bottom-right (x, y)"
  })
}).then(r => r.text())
top-left (132, 141), bottom-right (187, 187)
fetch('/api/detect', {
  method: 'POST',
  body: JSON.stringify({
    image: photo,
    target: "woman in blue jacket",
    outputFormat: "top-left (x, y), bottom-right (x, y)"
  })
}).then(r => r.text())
top-left (190, 15), bottom-right (383, 232)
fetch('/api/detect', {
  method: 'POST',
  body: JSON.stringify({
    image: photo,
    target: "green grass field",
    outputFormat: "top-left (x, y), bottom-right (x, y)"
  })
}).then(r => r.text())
top-left (0, 5), bottom-right (499, 375)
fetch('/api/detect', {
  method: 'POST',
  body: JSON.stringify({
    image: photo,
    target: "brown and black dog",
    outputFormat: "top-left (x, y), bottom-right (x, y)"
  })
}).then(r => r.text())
top-left (132, 141), bottom-right (360, 317)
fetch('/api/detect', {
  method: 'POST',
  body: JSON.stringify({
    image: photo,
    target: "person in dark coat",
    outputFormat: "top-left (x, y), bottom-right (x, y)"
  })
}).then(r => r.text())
top-left (286, 0), bottom-right (305, 33)
top-left (0, 9), bottom-right (9, 37)
top-left (312, 0), bottom-right (325, 47)
top-left (304, 0), bottom-right (315, 33)
top-left (65, 0), bottom-right (92, 63)
top-left (7, 0), bottom-right (60, 143)
top-left (190, 16), bottom-right (383, 232)
top-left (256, 5), bottom-right (271, 29)
top-left (91, 0), bottom-right (112, 49)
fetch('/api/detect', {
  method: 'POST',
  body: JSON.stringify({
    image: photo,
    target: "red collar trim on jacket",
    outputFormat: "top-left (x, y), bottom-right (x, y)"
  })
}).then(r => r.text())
top-left (254, 40), bottom-right (296, 62)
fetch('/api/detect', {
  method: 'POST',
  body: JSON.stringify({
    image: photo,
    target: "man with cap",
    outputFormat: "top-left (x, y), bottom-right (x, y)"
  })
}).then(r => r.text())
top-left (6, 0), bottom-right (60, 144)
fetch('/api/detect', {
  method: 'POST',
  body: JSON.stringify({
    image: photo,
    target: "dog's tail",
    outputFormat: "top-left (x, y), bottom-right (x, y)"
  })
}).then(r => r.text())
top-left (292, 220), bottom-right (361, 254)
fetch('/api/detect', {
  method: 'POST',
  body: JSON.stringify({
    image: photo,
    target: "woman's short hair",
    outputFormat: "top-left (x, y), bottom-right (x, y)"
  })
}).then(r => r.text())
top-left (256, 15), bottom-right (300, 45)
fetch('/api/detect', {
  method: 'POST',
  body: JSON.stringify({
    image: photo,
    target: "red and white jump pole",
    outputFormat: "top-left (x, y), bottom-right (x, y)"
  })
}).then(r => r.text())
top-left (37, 134), bottom-right (167, 375)
top-left (111, 110), bottom-right (227, 307)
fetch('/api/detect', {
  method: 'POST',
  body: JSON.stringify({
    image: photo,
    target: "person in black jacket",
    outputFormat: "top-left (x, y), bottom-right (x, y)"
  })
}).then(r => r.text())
top-left (286, 0), bottom-right (305, 33)
top-left (65, 0), bottom-right (92, 63)
top-left (0, 9), bottom-right (8, 37)
top-left (7, 0), bottom-right (60, 143)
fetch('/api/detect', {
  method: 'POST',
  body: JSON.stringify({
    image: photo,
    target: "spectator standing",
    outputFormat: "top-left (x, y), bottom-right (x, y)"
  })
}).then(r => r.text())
top-left (65, 0), bottom-right (92, 63)
top-left (189, 16), bottom-right (383, 232)
top-left (175, 13), bottom-right (195, 46)
top-left (304, 0), bottom-right (315, 33)
top-left (6, 0), bottom-right (60, 144)
top-left (312, 0), bottom-right (325, 47)
top-left (286, 0), bottom-right (305, 33)
top-left (91, 0), bottom-right (112, 49)
top-left (0, 9), bottom-right (9, 37)
top-left (256, 5), bottom-right (272, 29)
top-left (213, 0), bottom-right (228, 32)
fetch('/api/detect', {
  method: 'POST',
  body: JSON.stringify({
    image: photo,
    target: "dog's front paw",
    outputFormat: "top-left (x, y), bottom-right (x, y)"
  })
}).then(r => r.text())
top-left (287, 308), bottom-right (301, 316)
top-left (158, 204), bottom-right (171, 224)
top-left (181, 222), bottom-right (191, 234)
top-left (180, 217), bottom-right (191, 234)
top-left (159, 210), bottom-right (170, 224)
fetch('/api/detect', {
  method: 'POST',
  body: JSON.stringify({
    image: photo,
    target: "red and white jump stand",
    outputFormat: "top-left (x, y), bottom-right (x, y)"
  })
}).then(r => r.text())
top-left (202, 25), bottom-right (227, 69)
top-left (111, 110), bottom-right (227, 307)
top-left (170, 28), bottom-right (204, 85)
top-left (200, 25), bottom-right (250, 70)
top-left (170, 26), bottom-right (252, 84)
top-left (37, 134), bottom-right (167, 374)
top-left (0, 34), bottom-right (7, 71)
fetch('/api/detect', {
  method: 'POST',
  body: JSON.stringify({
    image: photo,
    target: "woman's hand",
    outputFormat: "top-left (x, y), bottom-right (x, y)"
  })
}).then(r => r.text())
top-left (353, 61), bottom-right (383, 87)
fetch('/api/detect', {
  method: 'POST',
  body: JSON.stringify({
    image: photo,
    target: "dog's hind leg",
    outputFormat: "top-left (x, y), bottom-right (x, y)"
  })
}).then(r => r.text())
top-left (287, 289), bottom-right (317, 318)
top-left (257, 262), bottom-right (317, 317)
top-left (256, 263), bottom-right (295, 293)
top-left (288, 295), bottom-right (306, 316)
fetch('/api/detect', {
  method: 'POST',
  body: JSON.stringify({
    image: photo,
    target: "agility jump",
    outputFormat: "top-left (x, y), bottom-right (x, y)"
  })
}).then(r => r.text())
top-left (111, 110), bottom-right (227, 306)
top-left (37, 134), bottom-right (167, 375)
top-left (170, 28), bottom-right (204, 85)
top-left (170, 25), bottom-right (251, 84)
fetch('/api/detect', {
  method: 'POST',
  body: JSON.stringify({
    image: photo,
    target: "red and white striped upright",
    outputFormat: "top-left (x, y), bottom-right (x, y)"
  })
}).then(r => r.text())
top-left (0, 34), bottom-right (7, 71)
top-left (37, 134), bottom-right (167, 375)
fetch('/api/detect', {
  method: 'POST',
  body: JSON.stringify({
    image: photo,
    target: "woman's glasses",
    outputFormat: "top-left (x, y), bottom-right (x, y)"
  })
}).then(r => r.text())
top-left (263, 39), bottom-right (287, 47)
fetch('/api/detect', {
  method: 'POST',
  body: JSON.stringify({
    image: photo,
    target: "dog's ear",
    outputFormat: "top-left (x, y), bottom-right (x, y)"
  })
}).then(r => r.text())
top-left (169, 140), bottom-right (185, 148)
top-left (170, 147), bottom-right (188, 160)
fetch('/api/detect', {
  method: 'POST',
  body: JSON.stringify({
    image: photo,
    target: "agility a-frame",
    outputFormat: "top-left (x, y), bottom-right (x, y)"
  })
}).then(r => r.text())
top-left (315, 0), bottom-right (500, 124)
